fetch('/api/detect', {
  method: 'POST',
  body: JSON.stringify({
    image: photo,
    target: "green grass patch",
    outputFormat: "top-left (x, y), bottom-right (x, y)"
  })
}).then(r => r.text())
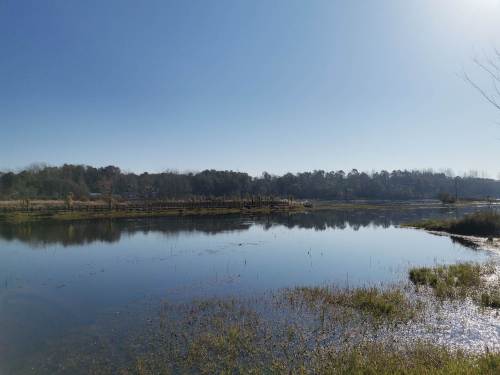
top-left (409, 262), bottom-right (498, 306)
top-left (409, 263), bottom-right (483, 298)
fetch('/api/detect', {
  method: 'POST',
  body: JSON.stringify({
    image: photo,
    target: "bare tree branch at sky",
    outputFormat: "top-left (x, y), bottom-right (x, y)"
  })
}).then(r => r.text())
top-left (464, 49), bottom-right (500, 111)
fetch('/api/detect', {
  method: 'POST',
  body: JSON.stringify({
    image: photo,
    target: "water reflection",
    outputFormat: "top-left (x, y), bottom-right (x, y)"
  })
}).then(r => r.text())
top-left (0, 207), bottom-right (494, 374)
top-left (0, 207), bottom-right (485, 247)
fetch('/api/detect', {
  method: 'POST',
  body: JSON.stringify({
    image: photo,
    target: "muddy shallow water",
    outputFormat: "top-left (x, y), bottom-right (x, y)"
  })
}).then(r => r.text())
top-left (0, 206), bottom-right (498, 374)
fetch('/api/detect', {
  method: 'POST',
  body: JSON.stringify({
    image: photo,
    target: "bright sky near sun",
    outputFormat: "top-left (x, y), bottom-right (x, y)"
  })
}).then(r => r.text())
top-left (1, 0), bottom-right (500, 176)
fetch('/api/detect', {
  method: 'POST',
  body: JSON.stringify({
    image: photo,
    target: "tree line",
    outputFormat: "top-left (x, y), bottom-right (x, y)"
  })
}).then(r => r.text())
top-left (1, 164), bottom-right (500, 201)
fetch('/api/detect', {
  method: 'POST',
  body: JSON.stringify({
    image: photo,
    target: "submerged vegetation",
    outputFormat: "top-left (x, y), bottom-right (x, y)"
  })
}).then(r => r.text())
top-left (27, 289), bottom-right (500, 375)
top-left (132, 323), bottom-right (500, 375)
top-left (408, 211), bottom-right (500, 237)
top-left (286, 286), bottom-right (419, 323)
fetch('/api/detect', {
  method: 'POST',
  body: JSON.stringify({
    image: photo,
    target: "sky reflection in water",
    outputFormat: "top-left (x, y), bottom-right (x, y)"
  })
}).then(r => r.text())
top-left (0, 207), bottom-right (495, 372)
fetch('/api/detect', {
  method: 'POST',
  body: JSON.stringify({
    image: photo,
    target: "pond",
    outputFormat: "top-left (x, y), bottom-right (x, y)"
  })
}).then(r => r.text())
top-left (0, 206), bottom-right (495, 374)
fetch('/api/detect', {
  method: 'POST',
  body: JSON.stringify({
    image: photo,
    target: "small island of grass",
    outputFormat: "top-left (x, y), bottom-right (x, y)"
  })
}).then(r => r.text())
top-left (409, 262), bottom-right (500, 308)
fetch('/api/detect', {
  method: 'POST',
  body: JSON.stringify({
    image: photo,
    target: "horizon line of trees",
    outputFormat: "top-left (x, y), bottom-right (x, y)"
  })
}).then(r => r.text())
top-left (1, 164), bottom-right (500, 201)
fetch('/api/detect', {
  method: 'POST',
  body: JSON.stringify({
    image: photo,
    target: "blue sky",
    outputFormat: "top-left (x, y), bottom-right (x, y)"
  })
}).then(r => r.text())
top-left (1, 0), bottom-right (500, 176)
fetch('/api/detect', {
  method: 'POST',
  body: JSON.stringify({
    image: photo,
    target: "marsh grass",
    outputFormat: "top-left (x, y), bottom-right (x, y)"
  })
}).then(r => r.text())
top-left (409, 263), bottom-right (483, 298)
top-left (16, 289), bottom-right (500, 375)
top-left (285, 285), bottom-right (419, 323)
top-left (408, 262), bottom-right (500, 308)
top-left (408, 211), bottom-right (500, 237)
top-left (480, 292), bottom-right (500, 308)
top-left (133, 341), bottom-right (500, 375)
top-left (450, 235), bottom-right (481, 250)
top-left (128, 297), bottom-right (500, 375)
top-left (308, 342), bottom-right (500, 375)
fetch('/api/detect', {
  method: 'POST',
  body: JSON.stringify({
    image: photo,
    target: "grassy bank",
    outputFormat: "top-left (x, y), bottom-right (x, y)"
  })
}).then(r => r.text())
top-left (1, 199), bottom-right (496, 224)
top-left (405, 211), bottom-right (500, 237)
top-left (0, 206), bottom-right (303, 224)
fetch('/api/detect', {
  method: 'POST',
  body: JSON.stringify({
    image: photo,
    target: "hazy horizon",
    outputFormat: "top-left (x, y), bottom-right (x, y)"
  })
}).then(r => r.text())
top-left (2, 1), bottom-right (500, 175)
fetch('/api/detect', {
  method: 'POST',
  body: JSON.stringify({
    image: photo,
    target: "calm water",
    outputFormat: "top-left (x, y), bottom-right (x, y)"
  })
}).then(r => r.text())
top-left (0, 207), bottom-right (494, 373)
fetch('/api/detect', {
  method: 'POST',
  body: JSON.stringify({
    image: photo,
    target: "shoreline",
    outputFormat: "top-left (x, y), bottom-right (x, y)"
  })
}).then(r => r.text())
top-left (0, 199), bottom-right (497, 224)
top-left (404, 226), bottom-right (500, 253)
top-left (0, 206), bottom-right (305, 224)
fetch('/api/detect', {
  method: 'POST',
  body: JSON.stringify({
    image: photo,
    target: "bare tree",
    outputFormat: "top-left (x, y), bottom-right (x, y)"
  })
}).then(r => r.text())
top-left (463, 49), bottom-right (500, 111)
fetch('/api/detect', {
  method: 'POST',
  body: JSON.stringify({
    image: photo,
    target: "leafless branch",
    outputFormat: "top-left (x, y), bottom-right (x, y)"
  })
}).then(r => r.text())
top-left (473, 57), bottom-right (500, 82)
top-left (463, 50), bottom-right (500, 112)
top-left (463, 71), bottom-right (500, 110)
